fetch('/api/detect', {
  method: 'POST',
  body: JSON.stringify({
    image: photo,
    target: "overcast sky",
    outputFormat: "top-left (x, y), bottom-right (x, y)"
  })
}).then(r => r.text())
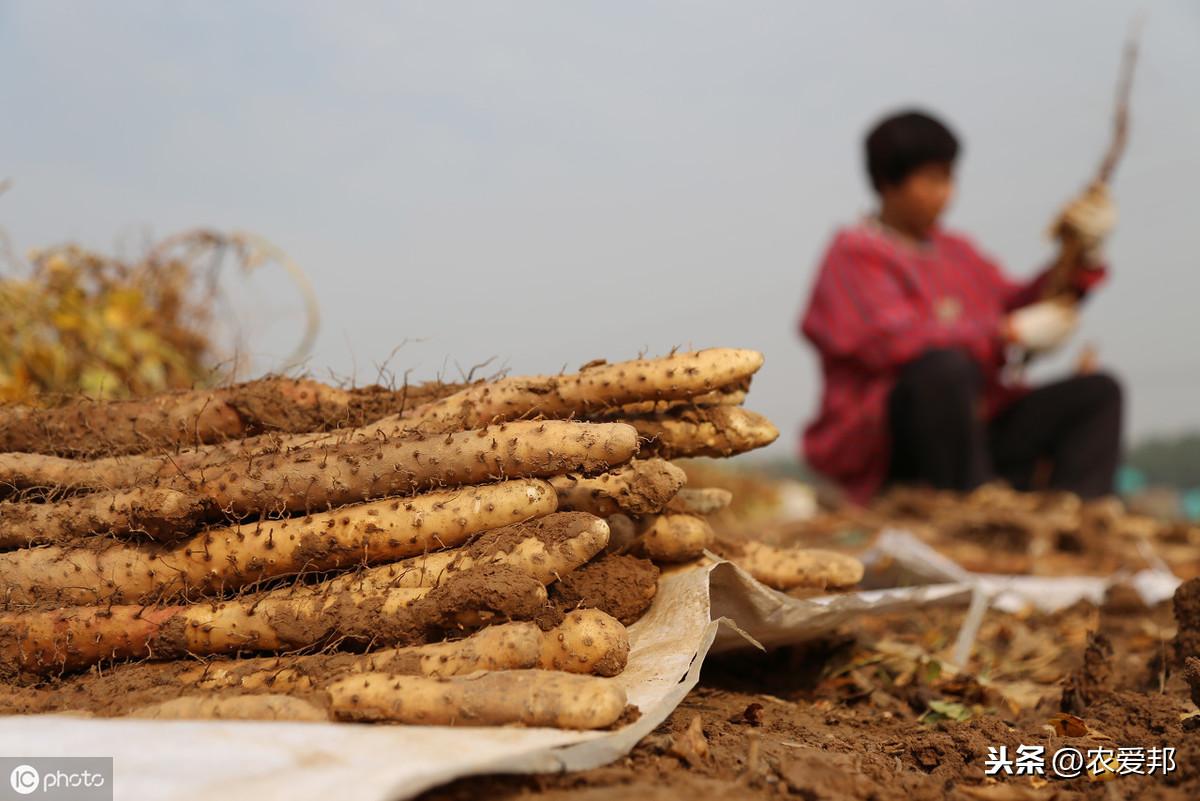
top-left (2, 1), bottom-right (1198, 458)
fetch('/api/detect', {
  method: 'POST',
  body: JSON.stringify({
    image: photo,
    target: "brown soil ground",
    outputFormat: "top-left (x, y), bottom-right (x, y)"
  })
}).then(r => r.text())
top-left (421, 586), bottom-right (1200, 801)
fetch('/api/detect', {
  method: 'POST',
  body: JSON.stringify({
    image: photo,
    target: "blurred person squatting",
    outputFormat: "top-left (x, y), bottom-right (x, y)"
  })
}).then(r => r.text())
top-left (799, 110), bottom-right (1121, 504)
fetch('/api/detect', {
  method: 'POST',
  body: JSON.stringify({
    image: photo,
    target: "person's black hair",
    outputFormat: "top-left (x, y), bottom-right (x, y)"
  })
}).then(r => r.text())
top-left (864, 110), bottom-right (960, 192)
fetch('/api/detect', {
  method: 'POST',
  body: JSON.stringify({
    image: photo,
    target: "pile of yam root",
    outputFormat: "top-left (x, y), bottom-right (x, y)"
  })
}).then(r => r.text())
top-left (0, 348), bottom-right (862, 730)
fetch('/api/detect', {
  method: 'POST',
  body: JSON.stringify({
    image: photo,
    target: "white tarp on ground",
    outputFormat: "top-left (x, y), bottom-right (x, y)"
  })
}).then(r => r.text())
top-left (7, 531), bottom-right (1176, 801)
top-left (0, 560), bottom-right (970, 801)
top-left (860, 528), bottom-right (1182, 613)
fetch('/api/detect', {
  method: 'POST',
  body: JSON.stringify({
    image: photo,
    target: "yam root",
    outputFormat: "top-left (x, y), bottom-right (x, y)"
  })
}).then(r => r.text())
top-left (666, 487), bottom-right (733, 515)
top-left (630, 407), bottom-right (779, 459)
top-left (609, 387), bottom-right (748, 417)
top-left (0, 378), bottom-right (354, 458)
top-left (342, 380), bottom-right (468, 426)
top-left (336, 511), bottom-right (609, 590)
top-left (177, 622), bottom-right (547, 693)
top-left (537, 608), bottom-right (630, 677)
top-left (0, 431), bottom-right (329, 494)
top-left (0, 420), bottom-right (636, 544)
top-left (127, 694), bottom-right (327, 722)
top-left (0, 478), bottom-right (556, 607)
top-left (179, 609), bottom-right (629, 698)
top-left (638, 514), bottom-right (714, 563)
top-left (720, 541), bottom-right (864, 591)
top-left (0, 486), bottom-right (218, 549)
top-left (394, 348), bottom-right (764, 433)
top-left (654, 554), bottom-right (714, 580)
top-left (1, 564), bottom-right (549, 675)
top-left (0, 348), bottom-right (760, 492)
top-left (326, 669), bottom-right (628, 729)
top-left (0, 386), bottom-right (458, 495)
top-left (549, 459), bottom-right (686, 517)
top-left (178, 420), bottom-right (631, 530)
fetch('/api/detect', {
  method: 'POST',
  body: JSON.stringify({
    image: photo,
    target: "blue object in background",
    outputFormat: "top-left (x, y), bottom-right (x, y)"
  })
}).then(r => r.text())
top-left (1116, 465), bottom-right (1147, 497)
top-left (1182, 489), bottom-right (1200, 522)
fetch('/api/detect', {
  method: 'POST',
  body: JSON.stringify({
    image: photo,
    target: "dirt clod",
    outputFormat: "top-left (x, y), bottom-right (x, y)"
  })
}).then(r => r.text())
top-left (1183, 657), bottom-right (1200, 709)
top-left (1060, 630), bottom-right (1113, 714)
top-left (741, 702), bottom-right (764, 727)
top-left (1173, 577), bottom-right (1200, 664)
top-left (550, 554), bottom-right (659, 625)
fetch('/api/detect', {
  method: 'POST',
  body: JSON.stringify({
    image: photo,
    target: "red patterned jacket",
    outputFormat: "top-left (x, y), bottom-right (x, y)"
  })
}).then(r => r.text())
top-left (799, 220), bottom-right (1104, 503)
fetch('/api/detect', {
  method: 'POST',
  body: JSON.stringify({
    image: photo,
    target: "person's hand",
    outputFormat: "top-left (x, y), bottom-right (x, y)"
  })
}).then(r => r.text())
top-left (1005, 300), bottom-right (1079, 353)
top-left (1054, 182), bottom-right (1117, 259)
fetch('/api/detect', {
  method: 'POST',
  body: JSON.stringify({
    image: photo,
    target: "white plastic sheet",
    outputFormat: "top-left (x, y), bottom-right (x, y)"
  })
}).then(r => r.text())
top-left (859, 528), bottom-right (1182, 667)
top-left (861, 528), bottom-right (1182, 613)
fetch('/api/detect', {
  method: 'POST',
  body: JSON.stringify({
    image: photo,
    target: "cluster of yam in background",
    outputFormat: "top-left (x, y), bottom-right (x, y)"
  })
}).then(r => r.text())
top-left (759, 481), bottom-right (1200, 582)
top-left (0, 348), bottom-right (863, 730)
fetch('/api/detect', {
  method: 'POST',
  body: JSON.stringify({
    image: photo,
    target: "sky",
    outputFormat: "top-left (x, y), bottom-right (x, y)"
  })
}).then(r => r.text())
top-left (2, 1), bottom-right (1198, 459)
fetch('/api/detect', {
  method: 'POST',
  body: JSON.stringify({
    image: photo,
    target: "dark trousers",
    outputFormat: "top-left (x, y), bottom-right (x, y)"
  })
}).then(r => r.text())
top-left (887, 349), bottom-right (1122, 498)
